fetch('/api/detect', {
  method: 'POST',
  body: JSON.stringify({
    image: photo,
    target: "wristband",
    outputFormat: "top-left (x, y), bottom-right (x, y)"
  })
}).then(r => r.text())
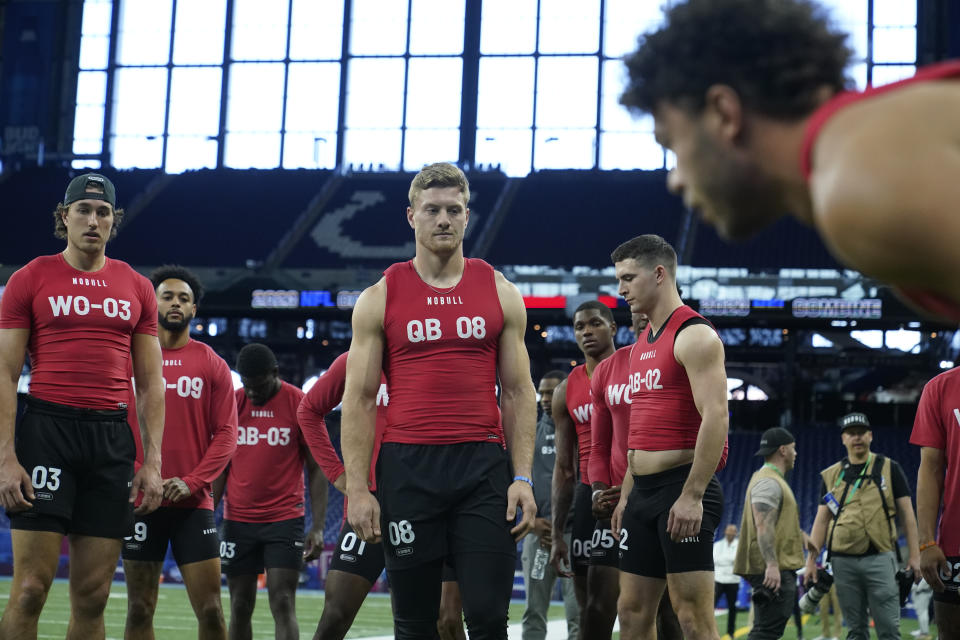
top-left (514, 475), bottom-right (533, 488)
top-left (592, 490), bottom-right (603, 502)
top-left (919, 541), bottom-right (938, 552)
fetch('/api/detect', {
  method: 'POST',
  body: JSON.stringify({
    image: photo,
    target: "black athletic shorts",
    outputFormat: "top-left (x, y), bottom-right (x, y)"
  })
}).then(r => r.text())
top-left (934, 556), bottom-right (960, 604)
top-left (590, 518), bottom-right (619, 568)
top-left (10, 396), bottom-right (135, 538)
top-left (376, 441), bottom-right (516, 570)
top-left (220, 516), bottom-right (305, 576)
top-left (122, 507), bottom-right (219, 565)
top-left (329, 519), bottom-right (386, 583)
top-left (618, 464), bottom-right (723, 578)
top-left (571, 482), bottom-right (594, 576)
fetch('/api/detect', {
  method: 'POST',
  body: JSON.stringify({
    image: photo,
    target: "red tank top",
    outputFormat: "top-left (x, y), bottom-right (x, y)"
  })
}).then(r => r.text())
top-left (628, 306), bottom-right (728, 470)
top-left (565, 364), bottom-right (594, 487)
top-left (801, 60), bottom-right (960, 321)
top-left (382, 258), bottom-right (504, 444)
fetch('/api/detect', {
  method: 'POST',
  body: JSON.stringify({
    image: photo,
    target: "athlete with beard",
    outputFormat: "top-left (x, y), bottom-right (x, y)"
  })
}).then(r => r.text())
top-left (123, 265), bottom-right (238, 640)
top-left (550, 300), bottom-right (617, 639)
top-left (620, 0), bottom-right (960, 321)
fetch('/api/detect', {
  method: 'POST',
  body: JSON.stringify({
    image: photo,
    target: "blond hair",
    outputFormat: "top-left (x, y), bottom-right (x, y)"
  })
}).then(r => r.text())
top-left (408, 162), bottom-right (470, 208)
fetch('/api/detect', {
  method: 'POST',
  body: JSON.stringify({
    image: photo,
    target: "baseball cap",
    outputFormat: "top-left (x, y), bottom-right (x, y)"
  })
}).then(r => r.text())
top-left (839, 412), bottom-right (870, 431)
top-left (754, 427), bottom-right (795, 456)
top-left (64, 173), bottom-right (116, 208)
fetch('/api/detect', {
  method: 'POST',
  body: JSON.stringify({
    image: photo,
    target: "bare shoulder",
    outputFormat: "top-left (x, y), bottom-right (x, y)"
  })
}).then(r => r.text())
top-left (494, 270), bottom-right (525, 319)
top-left (674, 323), bottom-right (724, 367)
top-left (352, 278), bottom-right (386, 329)
top-left (810, 82), bottom-right (960, 286)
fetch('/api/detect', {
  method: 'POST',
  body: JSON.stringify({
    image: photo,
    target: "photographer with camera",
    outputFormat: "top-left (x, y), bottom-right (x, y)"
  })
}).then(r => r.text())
top-left (733, 428), bottom-right (805, 640)
top-left (805, 412), bottom-right (921, 640)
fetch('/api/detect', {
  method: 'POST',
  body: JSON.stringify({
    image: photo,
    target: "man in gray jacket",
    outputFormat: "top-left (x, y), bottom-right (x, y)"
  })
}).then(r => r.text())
top-left (522, 371), bottom-right (581, 640)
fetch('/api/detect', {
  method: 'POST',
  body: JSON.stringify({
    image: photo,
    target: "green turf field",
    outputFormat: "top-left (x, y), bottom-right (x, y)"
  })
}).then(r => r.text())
top-left (0, 578), bottom-right (933, 639)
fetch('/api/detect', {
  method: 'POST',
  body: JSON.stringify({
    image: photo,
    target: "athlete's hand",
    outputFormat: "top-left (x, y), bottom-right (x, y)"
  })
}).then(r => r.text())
top-left (348, 489), bottom-right (381, 543)
top-left (507, 480), bottom-right (537, 541)
top-left (131, 463), bottom-right (163, 515)
top-left (611, 495), bottom-right (628, 542)
top-left (0, 455), bottom-right (33, 513)
top-left (162, 477), bottom-right (190, 502)
top-left (592, 486), bottom-right (621, 519)
top-left (667, 492), bottom-right (703, 542)
top-left (550, 529), bottom-right (574, 578)
top-left (762, 563), bottom-right (781, 591)
top-left (303, 527), bottom-right (325, 562)
top-left (920, 543), bottom-right (950, 592)
top-left (533, 518), bottom-right (552, 548)
top-left (803, 556), bottom-right (818, 588)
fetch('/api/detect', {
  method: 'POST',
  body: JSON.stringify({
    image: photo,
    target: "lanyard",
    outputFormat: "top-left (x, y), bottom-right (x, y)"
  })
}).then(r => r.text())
top-left (762, 463), bottom-right (785, 480)
top-left (833, 453), bottom-right (872, 504)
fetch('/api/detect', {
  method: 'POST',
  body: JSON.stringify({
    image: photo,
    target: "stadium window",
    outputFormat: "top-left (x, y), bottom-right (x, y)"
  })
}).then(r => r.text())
top-left (343, 57), bottom-right (406, 169)
top-left (289, 0), bottom-right (345, 60)
top-left (72, 71), bottom-right (107, 168)
top-left (111, 67), bottom-right (167, 169)
top-left (172, 0), bottom-right (226, 65)
top-left (224, 63), bottom-right (285, 169)
top-left (533, 56), bottom-right (597, 170)
top-left (475, 56), bottom-right (535, 176)
top-left (231, 0), bottom-right (289, 61)
top-left (409, 0), bottom-right (466, 55)
top-left (165, 68), bottom-right (222, 173)
top-left (538, 0), bottom-right (600, 54)
top-left (480, 0), bottom-right (537, 55)
top-left (78, 0), bottom-right (112, 71)
top-left (350, 0), bottom-right (408, 55)
top-left (283, 63), bottom-right (342, 169)
top-left (115, 0), bottom-right (172, 66)
top-left (403, 57), bottom-right (462, 171)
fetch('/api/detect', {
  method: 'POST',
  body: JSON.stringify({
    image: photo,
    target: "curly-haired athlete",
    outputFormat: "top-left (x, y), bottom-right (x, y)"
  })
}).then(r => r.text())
top-left (621, 0), bottom-right (960, 321)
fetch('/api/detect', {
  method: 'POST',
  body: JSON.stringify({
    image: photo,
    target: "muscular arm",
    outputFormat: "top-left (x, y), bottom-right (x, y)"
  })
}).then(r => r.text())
top-left (175, 366), bottom-right (238, 498)
top-left (131, 332), bottom-right (165, 514)
top-left (754, 500), bottom-right (783, 590)
top-left (0, 328), bottom-right (32, 511)
top-left (342, 281), bottom-right (386, 542)
top-left (495, 272), bottom-right (537, 538)
top-left (550, 379), bottom-right (576, 570)
top-left (297, 354), bottom-right (349, 487)
top-left (669, 324), bottom-right (728, 539)
top-left (917, 446), bottom-right (948, 589)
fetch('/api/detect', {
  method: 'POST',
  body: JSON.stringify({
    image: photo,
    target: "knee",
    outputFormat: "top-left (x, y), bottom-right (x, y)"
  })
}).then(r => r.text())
top-left (71, 579), bottom-right (111, 620)
top-left (196, 598), bottom-right (226, 630)
top-left (11, 576), bottom-right (51, 618)
top-left (268, 589), bottom-right (296, 616)
top-left (126, 596), bottom-right (157, 629)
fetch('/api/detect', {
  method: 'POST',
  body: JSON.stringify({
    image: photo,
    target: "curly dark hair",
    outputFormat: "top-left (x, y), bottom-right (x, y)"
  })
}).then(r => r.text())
top-left (621, 0), bottom-right (852, 119)
top-left (574, 300), bottom-right (615, 324)
top-left (150, 264), bottom-right (204, 302)
top-left (53, 202), bottom-right (126, 240)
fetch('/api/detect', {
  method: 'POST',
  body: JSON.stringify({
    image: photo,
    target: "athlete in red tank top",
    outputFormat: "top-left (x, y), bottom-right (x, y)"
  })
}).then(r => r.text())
top-left (619, 1), bottom-right (960, 323)
top-left (549, 300), bottom-right (617, 634)
top-left (340, 163), bottom-right (537, 638)
top-left (0, 173), bottom-right (165, 638)
top-left (610, 235), bottom-right (729, 640)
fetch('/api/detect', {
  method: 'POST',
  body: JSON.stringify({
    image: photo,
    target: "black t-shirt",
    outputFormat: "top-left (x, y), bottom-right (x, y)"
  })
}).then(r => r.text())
top-left (820, 455), bottom-right (910, 557)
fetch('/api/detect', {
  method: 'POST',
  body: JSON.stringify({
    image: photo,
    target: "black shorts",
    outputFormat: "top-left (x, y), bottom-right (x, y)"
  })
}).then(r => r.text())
top-left (220, 516), bottom-right (305, 576)
top-left (571, 482), bottom-right (594, 576)
top-left (122, 507), bottom-right (219, 566)
top-left (934, 555), bottom-right (960, 604)
top-left (618, 464), bottom-right (723, 578)
top-left (9, 396), bottom-right (135, 538)
top-left (376, 441), bottom-right (515, 570)
top-left (329, 519), bottom-right (386, 584)
top-left (590, 518), bottom-right (619, 568)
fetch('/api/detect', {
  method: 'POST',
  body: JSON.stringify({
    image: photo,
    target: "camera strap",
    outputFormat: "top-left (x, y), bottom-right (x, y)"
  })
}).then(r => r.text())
top-left (824, 460), bottom-right (854, 564)
top-left (870, 454), bottom-right (903, 563)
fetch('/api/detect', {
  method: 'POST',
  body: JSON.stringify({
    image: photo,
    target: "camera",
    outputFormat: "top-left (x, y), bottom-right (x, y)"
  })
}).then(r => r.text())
top-left (751, 585), bottom-right (784, 607)
top-left (798, 569), bottom-right (834, 614)
top-left (896, 569), bottom-right (914, 607)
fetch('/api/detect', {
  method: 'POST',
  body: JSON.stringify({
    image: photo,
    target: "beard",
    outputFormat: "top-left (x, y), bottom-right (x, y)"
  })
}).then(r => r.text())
top-left (159, 312), bottom-right (192, 332)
